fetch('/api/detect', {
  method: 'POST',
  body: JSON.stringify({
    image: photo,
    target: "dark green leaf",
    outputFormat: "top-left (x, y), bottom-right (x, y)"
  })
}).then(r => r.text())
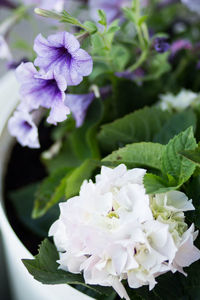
top-left (98, 107), bottom-right (170, 152)
top-left (179, 146), bottom-right (200, 167)
top-left (9, 184), bottom-right (59, 237)
top-left (153, 109), bottom-right (197, 145)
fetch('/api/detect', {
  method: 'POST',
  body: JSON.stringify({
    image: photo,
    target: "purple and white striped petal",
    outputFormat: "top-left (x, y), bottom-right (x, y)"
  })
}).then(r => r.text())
top-left (8, 110), bottom-right (40, 149)
top-left (16, 62), bottom-right (69, 124)
top-left (34, 32), bottom-right (93, 86)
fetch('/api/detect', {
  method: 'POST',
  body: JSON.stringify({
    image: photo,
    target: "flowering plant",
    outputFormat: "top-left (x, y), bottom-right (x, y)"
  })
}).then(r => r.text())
top-left (2, 0), bottom-right (200, 299)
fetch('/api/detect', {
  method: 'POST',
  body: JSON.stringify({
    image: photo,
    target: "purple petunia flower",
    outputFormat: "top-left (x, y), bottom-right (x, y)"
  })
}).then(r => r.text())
top-left (170, 39), bottom-right (192, 57)
top-left (115, 68), bottom-right (145, 81)
top-left (65, 93), bottom-right (95, 127)
top-left (16, 62), bottom-right (70, 124)
top-left (8, 110), bottom-right (40, 148)
top-left (65, 86), bottom-right (112, 127)
top-left (154, 38), bottom-right (170, 53)
top-left (22, 0), bottom-right (64, 11)
top-left (34, 32), bottom-right (93, 86)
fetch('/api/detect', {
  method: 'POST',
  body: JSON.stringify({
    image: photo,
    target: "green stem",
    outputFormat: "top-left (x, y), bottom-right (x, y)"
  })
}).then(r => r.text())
top-left (128, 49), bottom-right (148, 72)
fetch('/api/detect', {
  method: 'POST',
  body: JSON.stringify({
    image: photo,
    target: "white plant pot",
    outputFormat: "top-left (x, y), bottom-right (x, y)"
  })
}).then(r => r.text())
top-left (0, 72), bottom-right (93, 300)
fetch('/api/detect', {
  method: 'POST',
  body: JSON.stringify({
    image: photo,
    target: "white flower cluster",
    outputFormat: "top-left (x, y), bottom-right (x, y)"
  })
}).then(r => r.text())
top-left (49, 165), bottom-right (200, 300)
top-left (158, 89), bottom-right (199, 112)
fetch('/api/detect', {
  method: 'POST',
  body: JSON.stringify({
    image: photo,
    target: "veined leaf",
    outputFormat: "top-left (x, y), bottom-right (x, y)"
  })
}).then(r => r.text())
top-left (179, 146), bottom-right (200, 167)
top-left (144, 173), bottom-right (181, 194)
top-left (102, 142), bottom-right (165, 171)
top-left (162, 127), bottom-right (197, 184)
top-left (98, 107), bottom-right (170, 152)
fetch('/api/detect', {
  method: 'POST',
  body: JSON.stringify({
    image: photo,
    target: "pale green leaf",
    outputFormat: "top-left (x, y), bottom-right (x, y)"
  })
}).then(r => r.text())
top-left (102, 142), bottom-right (165, 171)
top-left (162, 127), bottom-right (197, 184)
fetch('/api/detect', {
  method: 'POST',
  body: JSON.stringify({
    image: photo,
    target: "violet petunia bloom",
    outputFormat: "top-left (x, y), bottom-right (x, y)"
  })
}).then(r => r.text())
top-left (8, 110), bottom-right (40, 148)
top-left (16, 62), bottom-right (70, 125)
top-left (116, 68), bottom-right (145, 81)
top-left (170, 39), bottom-right (192, 57)
top-left (154, 37), bottom-right (170, 53)
top-left (65, 86), bottom-right (112, 127)
top-left (34, 32), bottom-right (93, 86)
top-left (65, 93), bottom-right (95, 127)
top-left (22, 0), bottom-right (64, 11)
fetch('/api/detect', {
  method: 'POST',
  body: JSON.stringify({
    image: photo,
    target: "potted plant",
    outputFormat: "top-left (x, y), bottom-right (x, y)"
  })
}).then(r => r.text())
top-left (1, 1), bottom-right (200, 300)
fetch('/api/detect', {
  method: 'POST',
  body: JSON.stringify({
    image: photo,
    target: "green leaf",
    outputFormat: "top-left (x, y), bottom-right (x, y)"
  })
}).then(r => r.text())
top-left (179, 146), bottom-right (200, 167)
top-left (102, 142), bottom-right (165, 171)
top-left (144, 173), bottom-right (180, 194)
top-left (91, 34), bottom-right (105, 52)
top-left (60, 10), bottom-right (83, 28)
top-left (138, 15), bottom-right (148, 26)
top-left (23, 239), bottom-right (81, 284)
top-left (65, 159), bottom-right (99, 199)
top-left (83, 21), bottom-right (98, 34)
top-left (98, 107), bottom-right (170, 152)
top-left (153, 109), bottom-right (197, 145)
top-left (122, 7), bottom-right (135, 23)
top-left (98, 9), bottom-right (107, 26)
top-left (110, 45), bottom-right (130, 71)
top-left (162, 127), bottom-right (197, 184)
top-left (107, 25), bottom-right (120, 35)
top-left (33, 167), bottom-right (73, 219)
top-left (144, 127), bottom-right (198, 194)
top-left (144, 52), bottom-right (171, 81)
top-left (23, 239), bottom-right (114, 297)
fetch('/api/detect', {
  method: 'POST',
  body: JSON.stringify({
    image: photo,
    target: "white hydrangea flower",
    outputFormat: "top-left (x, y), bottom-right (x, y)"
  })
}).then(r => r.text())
top-left (158, 89), bottom-right (199, 111)
top-left (49, 165), bottom-right (200, 299)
